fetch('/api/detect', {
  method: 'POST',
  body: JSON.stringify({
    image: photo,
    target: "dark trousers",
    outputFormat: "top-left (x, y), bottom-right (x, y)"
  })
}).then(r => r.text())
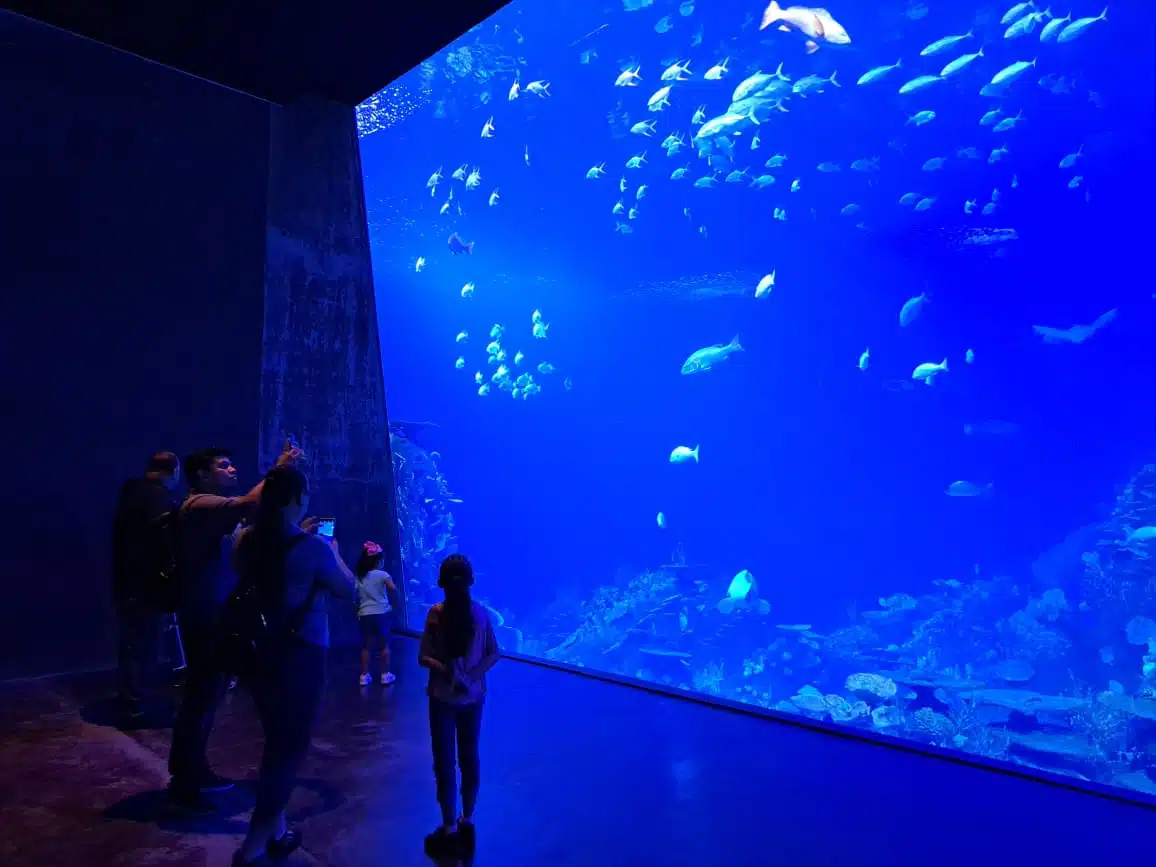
top-left (248, 639), bottom-right (327, 825)
top-left (429, 696), bottom-right (483, 824)
top-left (168, 616), bottom-right (227, 786)
top-left (115, 600), bottom-right (166, 710)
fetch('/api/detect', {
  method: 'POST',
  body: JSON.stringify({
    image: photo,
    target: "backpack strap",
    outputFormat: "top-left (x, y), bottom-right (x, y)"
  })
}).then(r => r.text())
top-left (282, 533), bottom-right (318, 635)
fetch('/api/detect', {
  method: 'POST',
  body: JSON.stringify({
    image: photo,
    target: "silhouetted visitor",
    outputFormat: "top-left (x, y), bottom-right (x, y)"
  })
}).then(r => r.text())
top-left (167, 443), bottom-right (302, 813)
top-left (355, 540), bottom-right (397, 686)
top-left (419, 553), bottom-right (501, 856)
top-left (230, 465), bottom-right (356, 866)
top-left (111, 451), bottom-right (180, 723)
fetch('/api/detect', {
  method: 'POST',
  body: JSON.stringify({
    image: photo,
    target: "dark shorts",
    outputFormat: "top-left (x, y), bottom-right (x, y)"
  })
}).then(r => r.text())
top-left (359, 613), bottom-right (391, 649)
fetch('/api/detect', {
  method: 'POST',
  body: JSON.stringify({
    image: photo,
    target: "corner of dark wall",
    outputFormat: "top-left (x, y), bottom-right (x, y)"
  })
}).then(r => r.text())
top-left (0, 12), bottom-right (269, 678)
top-left (262, 97), bottom-right (403, 644)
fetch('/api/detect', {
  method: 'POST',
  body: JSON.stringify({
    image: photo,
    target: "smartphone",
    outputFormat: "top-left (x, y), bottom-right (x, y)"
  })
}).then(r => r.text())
top-left (317, 519), bottom-right (336, 540)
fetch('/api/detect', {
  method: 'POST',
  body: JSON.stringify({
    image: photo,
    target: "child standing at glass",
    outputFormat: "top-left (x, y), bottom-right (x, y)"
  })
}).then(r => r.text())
top-left (355, 541), bottom-right (397, 686)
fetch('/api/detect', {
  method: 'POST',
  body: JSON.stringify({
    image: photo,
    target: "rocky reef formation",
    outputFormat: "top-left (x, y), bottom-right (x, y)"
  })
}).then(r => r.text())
top-left (522, 464), bottom-right (1156, 797)
top-left (390, 422), bottom-right (522, 650)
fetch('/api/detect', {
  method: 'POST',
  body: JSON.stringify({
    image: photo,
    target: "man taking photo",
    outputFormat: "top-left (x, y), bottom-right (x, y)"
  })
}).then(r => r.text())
top-left (168, 442), bottom-right (304, 813)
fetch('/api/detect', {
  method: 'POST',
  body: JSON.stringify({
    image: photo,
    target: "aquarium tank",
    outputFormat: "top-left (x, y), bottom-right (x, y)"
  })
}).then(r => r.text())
top-left (357, 0), bottom-right (1156, 797)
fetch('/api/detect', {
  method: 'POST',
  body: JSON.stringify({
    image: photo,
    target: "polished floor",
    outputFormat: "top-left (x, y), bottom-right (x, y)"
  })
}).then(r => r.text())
top-left (0, 637), bottom-right (1152, 867)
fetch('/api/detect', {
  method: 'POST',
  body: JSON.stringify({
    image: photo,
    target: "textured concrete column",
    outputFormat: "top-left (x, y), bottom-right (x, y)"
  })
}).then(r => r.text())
top-left (262, 96), bottom-right (404, 635)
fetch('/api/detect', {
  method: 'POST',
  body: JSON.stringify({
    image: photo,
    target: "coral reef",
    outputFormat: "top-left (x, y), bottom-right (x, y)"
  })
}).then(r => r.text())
top-left (510, 463), bottom-right (1156, 797)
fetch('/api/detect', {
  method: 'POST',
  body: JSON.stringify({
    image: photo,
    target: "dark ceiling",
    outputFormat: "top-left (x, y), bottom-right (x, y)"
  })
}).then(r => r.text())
top-left (4, 0), bottom-right (510, 105)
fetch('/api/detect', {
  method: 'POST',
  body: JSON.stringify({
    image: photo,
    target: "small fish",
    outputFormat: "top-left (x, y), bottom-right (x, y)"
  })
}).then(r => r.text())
top-left (920, 29), bottom-right (974, 56)
top-left (657, 511), bottom-right (668, 529)
top-left (941, 47), bottom-right (984, 78)
top-left (899, 192), bottom-right (920, 206)
top-left (899, 292), bottom-right (928, 326)
top-left (980, 107), bottom-right (1003, 126)
top-left (755, 271), bottom-right (776, 298)
top-left (1040, 11), bottom-right (1072, 41)
top-left (669, 445), bottom-right (700, 464)
top-left (481, 116), bottom-right (495, 138)
top-left (1057, 7), bottom-right (1107, 42)
top-left (946, 480), bottom-right (992, 497)
top-left (965, 348), bottom-right (975, 364)
top-left (414, 257), bottom-right (426, 273)
top-left (455, 357), bottom-right (466, 370)
top-left (915, 196), bottom-right (937, 211)
top-left (922, 157), bottom-right (946, 171)
top-left (447, 232), bottom-right (475, 255)
top-left (992, 110), bottom-right (1024, 132)
top-left (857, 59), bottom-right (902, 86)
top-left (898, 75), bottom-right (942, 94)
top-left (991, 59), bottom-right (1036, 87)
top-left (1059, 145), bottom-right (1083, 168)
top-left (456, 331), bottom-right (469, 344)
top-left (858, 347), bottom-right (870, 370)
top-left (461, 282), bottom-right (475, 298)
top-left (907, 110), bottom-right (936, 126)
top-left (681, 335), bottom-right (743, 374)
top-left (704, 58), bottom-right (730, 80)
top-left (662, 60), bottom-right (693, 82)
top-left (1001, 1), bottom-right (1036, 25)
top-left (912, 357), bottom-right (948, 385)
top-left (586, 163), bottom-right (607, 179)
top-left (488, 189), bottom-right (500, 207)
top-left (615, 66), bottom-right (643, 87)
top-left (655, 15), bottom-right (673, 33)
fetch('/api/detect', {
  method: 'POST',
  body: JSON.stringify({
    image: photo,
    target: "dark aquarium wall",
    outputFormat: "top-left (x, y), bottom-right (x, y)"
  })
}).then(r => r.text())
top-left (0, 12), bottom-right (269, 677)
top-left (358, 0), bottom-right (1156, 796)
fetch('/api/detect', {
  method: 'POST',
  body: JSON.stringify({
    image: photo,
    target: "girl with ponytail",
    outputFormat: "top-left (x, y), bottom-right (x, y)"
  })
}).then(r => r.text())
top-left (418, 553), bottom-right (501, 856)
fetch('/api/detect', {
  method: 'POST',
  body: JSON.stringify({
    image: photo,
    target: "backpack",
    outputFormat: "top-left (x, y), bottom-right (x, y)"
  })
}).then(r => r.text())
top-left (215, 533), bottom-right (314, 679)
top-left (143, 509), bottom-right (181, 613)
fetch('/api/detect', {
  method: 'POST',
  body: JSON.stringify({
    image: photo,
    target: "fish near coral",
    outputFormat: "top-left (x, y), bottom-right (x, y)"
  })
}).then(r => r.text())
top-left (447, 232), bottom-right (475, 255)
top-left (760, 1), bottom-right (850, 54)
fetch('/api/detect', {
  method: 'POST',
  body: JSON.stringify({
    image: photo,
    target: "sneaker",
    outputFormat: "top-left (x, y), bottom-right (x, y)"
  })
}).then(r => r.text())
top-left (199, 770), bottom-right (235, 793)
top-left (359, 673), bottom-right (371, 686)
top-left (457, 818), bottom-right (476, 850)
top-left (266, 827), bottom-right (302, 860)
top-left (381, 672), bottom-right (396, 685)
top-left (423, 826), bottom-right (460, 857)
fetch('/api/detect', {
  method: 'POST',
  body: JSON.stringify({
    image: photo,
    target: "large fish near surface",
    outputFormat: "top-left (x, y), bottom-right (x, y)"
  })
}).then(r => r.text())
top-left (681, 335), bottom-right (743, 374)
top-left (760, 1), bottom-right (850, 54)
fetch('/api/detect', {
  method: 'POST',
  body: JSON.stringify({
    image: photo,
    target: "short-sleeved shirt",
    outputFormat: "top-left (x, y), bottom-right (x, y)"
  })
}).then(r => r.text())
top-left (233, 524), bottom-right (345, 647)
top-left (177, 493), bottom-right (253, 624)
top-left (357, 569), bottom-right (392, 617)
top-left (420, 600), bottom-right (499, 705)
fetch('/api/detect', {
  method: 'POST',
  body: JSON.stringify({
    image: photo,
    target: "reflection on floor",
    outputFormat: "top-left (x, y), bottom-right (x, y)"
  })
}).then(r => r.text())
top-left (1, 637), bottom-right (1153, 867)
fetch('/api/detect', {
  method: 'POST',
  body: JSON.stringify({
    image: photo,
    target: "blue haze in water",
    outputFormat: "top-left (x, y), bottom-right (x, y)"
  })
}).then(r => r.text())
top-left (358, 0), bottom-right (1156, 795)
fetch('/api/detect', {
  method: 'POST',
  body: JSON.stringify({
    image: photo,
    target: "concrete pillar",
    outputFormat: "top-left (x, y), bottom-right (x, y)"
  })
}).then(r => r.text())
top-left (262, 96), bottom-right (405, 634)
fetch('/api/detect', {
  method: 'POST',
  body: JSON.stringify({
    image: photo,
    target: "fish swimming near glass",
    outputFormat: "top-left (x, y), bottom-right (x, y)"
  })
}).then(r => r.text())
top-left (447, 232), bottom-right (475, 255)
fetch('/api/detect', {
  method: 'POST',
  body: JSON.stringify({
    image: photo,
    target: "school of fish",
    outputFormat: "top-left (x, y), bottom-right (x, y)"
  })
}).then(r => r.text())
top-left (406, 0), bottom-right (1115, 489)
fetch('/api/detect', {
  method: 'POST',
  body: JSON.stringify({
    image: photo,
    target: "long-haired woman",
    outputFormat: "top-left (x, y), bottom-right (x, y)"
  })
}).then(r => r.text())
top-left (418, 553), bottom-right (501, 855)
top-left (229, 465), bottom-right (356, 866)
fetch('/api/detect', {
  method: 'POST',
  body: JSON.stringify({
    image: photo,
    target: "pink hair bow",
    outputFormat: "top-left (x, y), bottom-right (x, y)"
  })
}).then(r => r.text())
top-left (363, 541), bottom-right (383, 556)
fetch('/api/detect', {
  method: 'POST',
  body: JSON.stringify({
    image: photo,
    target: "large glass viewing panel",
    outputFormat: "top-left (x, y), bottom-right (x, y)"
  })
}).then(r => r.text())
top-left (358, 0), bottom-right (1156, 798)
